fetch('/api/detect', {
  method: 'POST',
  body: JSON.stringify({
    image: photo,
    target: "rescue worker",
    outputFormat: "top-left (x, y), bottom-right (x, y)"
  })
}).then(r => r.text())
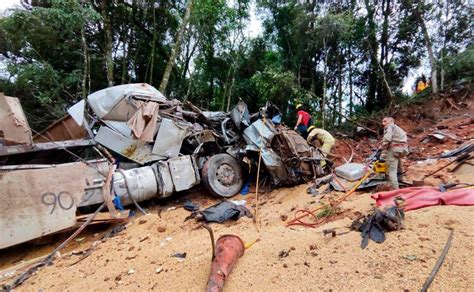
top-left (380, 117), bottom-right (409, 190)
top-left (307, 126), bottom-right (335, 155)
top-left (415, 74), bottom-right (427, 93)
top-left (293, 104), bottom-right (312, 138)
top-left (306, 125), bottom-right (336, 167)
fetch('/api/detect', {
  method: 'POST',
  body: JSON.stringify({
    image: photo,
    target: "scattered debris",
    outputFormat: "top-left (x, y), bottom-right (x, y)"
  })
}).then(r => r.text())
top-left (422, 130), bottom-right (459, 143)
top-left (403, 255), bottom-right (417, 261)
top-left (278, 250), bottom-right (291, 259)
top-left (351, 199), bottom-right (405, 249)
top-left (415, 153), bottom-right (471, 183)
top-left (440, 141), bottom-right (473, 158)
top-left (171, 252), bottom-right (187, 259)
top-left (183, 200), bottom-right (200, 212)
top-left (322, 228), bottom-right (351, 237)
top-left (139, 235), bottom-right (149, 242)
top-left (191, 201), bottom-right (253, 224)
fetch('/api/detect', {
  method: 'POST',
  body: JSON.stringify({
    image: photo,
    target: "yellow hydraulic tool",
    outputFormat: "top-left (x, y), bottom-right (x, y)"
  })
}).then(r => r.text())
top-left (368, 148), bottom-right (387, 174)
top-left (373, 160), bottom-right (387, 173)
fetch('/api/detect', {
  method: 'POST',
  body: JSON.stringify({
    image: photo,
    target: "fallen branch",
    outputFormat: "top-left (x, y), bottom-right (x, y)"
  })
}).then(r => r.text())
top-left (445, 98), bottom-right (460, 111)
top-left (420, 229), bottom-right (454, 292)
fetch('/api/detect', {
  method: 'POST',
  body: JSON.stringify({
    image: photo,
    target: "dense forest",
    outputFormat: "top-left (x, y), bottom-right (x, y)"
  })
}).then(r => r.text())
top-left (0, 0), bottom-right (472, 130)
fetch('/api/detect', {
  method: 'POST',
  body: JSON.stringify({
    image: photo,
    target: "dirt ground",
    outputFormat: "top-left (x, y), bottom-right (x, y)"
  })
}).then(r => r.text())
top-left (1, 95), bottom-right (473, 291)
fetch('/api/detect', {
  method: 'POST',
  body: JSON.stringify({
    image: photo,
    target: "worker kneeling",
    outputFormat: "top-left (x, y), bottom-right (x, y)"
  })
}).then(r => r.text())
top-left (380, 117), bottom-right (409, 190)
top-left (306, 126), bottom-right (336, 167)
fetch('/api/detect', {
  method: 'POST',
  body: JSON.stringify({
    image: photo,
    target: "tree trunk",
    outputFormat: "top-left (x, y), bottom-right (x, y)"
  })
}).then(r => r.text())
top-left (322, 38), bottom-right (328, 129)
top-left (369, 43), bottom-right (394, 106)
top-left (159, 0), bottom-right (194, 94)
top-left (332, 87), bottom-right (337, 126)
top-left (80, 25), bottom-right (89, 98)
top-left (380, 0), bottom-right (387, 67)
top-left (225, 68), bottom-right (236, 112)
top-left (337, 52), bottom-right (342, 126)
top-left (348, 44), bottom-right (354, 116)
top-left (440, 1), bottom-right (448, 91)
top-left (222, 63), bottom-right (234, 111)
top-left (101, 1), bottom-right (114, 87)
top-left (121, 30), bottom-right (131, 84)
top-left (418, 7), bottom-right (438, 95)
top-left (364, 0), bottom-right (378, 111)
top-left (149, 4), bottom-right (156, 84)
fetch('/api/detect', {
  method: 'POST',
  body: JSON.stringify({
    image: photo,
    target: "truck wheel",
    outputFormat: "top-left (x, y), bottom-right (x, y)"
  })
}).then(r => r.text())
top-left (202, 154), bottom-right (243, 197)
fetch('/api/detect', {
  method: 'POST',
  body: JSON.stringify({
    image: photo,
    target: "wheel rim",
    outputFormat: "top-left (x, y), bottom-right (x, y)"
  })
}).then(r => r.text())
top-left (215, 163), bottom-right (235, 187)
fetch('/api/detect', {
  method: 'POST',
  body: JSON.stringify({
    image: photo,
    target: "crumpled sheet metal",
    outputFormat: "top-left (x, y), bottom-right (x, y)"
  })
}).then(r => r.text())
top-left (242, 119), bottom-right (277, 148)
top-left (440, 141), bottom-right (474, 158)
top-left (230, 100), bottom-right (250, 129)
top-left (371, 186), bottom-right (474, 211)
top-left (261, 149), bottom-right (288, 185)
top-left (87, 83), bottom-right (166, 120)
top-left (201, 111), bottom-right (227, 121)
top-left (94, 126), bottom-right (161, 164)
top-left (152, 118), bottom-right (191, 159)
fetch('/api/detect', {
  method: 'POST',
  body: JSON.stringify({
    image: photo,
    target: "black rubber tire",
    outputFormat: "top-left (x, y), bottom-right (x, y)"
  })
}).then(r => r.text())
top-left (201, 154), bottom-right (243, 197)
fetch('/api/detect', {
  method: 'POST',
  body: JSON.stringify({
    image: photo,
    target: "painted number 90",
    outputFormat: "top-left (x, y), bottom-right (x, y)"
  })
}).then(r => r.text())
top-left (41, 192), bottom-right (75, 214)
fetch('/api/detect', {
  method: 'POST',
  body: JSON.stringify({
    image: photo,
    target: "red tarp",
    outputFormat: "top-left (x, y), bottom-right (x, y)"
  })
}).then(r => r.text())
top-left (371, 186), bottom-right (474, 211)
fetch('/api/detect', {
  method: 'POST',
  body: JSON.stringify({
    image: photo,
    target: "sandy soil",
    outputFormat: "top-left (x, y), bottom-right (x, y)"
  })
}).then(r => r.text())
top-left (1, 95), bottom-right (473, 291)
top-left (7, 178), bottom-right (474, 291)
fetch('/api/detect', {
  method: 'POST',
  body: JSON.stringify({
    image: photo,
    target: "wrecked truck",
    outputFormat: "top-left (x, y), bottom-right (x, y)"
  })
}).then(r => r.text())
top-left (0, 84), bottom-right (327, 248)
top-left (76, 83), bottom-right (326, 200)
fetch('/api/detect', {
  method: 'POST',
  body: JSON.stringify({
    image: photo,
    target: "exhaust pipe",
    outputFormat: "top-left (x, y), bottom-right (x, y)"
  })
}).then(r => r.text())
top-left (206, 234), bottom-right (245, 292)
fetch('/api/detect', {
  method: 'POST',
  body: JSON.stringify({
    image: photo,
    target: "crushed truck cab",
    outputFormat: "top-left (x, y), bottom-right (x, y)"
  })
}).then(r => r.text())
top-left (0, 84), bottom-right (328, 248)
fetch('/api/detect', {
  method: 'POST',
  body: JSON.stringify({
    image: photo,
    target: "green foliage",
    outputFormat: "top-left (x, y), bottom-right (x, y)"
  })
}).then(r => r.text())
top-left (251, 66), bottom-right (300, 110)
top-left (0, 0), bottom-right (471, 132)
top-left (0, 0), bottom-right (100, 129)
top-left (443, 45), bottom-right (474, 84)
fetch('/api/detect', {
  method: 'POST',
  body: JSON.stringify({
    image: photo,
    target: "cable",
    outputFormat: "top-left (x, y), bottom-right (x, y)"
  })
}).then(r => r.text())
top-left (286, 169), bottom-right (373, 227)
top-left (116, 168), bottom-right (148, 215)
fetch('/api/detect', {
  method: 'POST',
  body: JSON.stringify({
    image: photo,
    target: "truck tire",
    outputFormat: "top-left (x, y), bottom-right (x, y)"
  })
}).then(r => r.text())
top-left (202, 154), bottom-right (243, 197)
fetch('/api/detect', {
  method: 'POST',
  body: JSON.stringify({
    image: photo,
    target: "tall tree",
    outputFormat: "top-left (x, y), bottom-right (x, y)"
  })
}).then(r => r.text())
top-left (159, 0), bottom-right (193, 94)
top-left (416, 3), bottom-right (438, 95)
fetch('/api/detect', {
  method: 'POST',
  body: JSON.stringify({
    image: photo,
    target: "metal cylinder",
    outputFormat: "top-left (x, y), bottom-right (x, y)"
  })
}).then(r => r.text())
top-left (206, 234), bottom-right (245, 292)
top-left (113, 166), bottom-right (158, 205)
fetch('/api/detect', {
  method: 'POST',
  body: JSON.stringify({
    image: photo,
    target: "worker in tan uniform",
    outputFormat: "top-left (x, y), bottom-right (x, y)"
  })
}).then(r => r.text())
top-left (380, 117), bottom-right (409, 190)
top-left (307, 126), bottom-right (336, 167)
